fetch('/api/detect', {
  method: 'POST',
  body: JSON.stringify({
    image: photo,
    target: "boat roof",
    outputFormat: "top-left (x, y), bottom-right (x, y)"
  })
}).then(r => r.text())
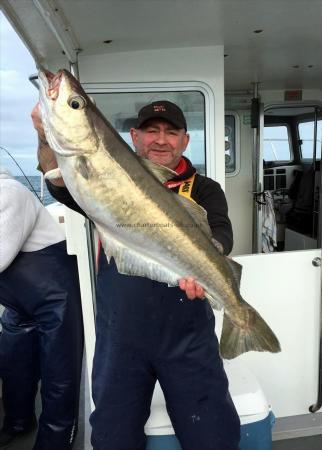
top-left (2, 0), bottom-right (322, 90)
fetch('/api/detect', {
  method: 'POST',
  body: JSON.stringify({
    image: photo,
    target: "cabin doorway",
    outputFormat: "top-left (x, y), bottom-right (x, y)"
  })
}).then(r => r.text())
top-left (260, 103), bottom-right (322, 252)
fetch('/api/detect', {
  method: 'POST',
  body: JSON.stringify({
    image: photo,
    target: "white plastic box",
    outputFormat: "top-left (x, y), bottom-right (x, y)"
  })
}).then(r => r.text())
top-left (145, 359), bottom-right (273, 450)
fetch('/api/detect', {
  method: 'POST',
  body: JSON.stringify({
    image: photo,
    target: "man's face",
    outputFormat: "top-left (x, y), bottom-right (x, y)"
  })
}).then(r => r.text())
top-left (130, 120), bottom-right (189, 169)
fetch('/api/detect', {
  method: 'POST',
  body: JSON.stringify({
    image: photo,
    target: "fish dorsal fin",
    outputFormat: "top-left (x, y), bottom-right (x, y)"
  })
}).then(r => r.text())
top-left (140, 158), bottom-right (177, 183)
top-left (225, 258), bottom-right (242, 289)
top-left (175, 194), bottom-right (213, 240)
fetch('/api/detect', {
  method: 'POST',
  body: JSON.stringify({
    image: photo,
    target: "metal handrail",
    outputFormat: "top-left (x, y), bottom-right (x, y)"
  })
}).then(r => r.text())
top-left (309, 330), bottom-right (322, 412)
top-left (309, 139), bottom-right (322, 413)
top-left (28, 73), bottom-right (39, 90)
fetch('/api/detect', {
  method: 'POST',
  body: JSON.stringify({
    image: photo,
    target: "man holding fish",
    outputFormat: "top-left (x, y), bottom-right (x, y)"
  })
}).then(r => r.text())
top-left (32, 70), bottom-right (279, 449)
top-left (32, 95), bottom-right (240, 449)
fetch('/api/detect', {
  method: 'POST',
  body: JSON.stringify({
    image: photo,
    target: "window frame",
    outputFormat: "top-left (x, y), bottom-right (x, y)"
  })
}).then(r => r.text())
top-left (263, 123), bottom-right (293, 164)
top-left (264, 101), bottom-right (322, 167)
top-left (224, 110), bottom-right (240, 177)
top-left (83, 81), bottom-right (215, 178)
top-left (297, 118), bottom-right (322, 162)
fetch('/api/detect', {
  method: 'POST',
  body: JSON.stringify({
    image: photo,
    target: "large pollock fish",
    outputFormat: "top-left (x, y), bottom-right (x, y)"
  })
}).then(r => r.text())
top-left (38, 69), bottom-right (280, 359)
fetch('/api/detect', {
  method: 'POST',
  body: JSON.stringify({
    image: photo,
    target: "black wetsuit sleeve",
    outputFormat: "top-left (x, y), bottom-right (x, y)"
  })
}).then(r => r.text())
top-left (192, 176), bottom-right (233, 255)
top-left (45, 180), bottom-right (87, 217)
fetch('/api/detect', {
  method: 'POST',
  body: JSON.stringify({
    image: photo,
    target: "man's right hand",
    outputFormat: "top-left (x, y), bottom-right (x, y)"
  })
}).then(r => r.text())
top-left (31, 103), bottom-right (65, 187)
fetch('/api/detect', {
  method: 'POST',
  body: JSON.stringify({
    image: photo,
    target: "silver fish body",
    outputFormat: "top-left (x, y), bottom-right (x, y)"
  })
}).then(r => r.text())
top-left (39, 69), bottom-right (280, 359)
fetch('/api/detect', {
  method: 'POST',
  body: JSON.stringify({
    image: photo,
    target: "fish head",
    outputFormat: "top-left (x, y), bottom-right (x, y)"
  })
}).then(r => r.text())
top-left (38, 69), bottom-right (99, 157)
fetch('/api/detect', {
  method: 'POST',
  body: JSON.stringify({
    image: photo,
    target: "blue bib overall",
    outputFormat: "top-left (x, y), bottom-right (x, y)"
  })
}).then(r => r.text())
top-left (0, 241), bottom-right (84, 450)
top-left (90, 253), bottom-right (240, 450)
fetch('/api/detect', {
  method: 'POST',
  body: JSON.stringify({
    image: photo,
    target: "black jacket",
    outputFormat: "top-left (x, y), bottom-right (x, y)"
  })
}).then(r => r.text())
top-left (46, 157), bottom-right (233, 254)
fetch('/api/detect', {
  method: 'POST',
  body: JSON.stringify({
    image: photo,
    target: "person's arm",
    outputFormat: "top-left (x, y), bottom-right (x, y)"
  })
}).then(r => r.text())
top-left (194, 177), bottom-right (233, 255)
top-left (0, 181), bottom-right (37, 272)
top-left (46, 180), bottom-right (87, 216)
top-left (31, 104), bottom-right (64, 187)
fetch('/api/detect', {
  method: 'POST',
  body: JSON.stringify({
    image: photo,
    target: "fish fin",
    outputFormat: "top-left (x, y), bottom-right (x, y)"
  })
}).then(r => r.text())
top-left (175, 196), bottom-right (227, 254)
top-left (175, 195), bottom-right (214, 240)
top-left (141, 158), bottom-right (177, 183)
top-left (219, 302), bottom-right (281, 359)
top-left (204, 292), bottom-right (224, 311)
top-left (44, 168), bottom-right (62, 180)
top-left (76, 156), bottom-right (93, 180)
top-left (176, 195), bottom-right (228, 254)
top-left (211, 238), bottom-right (224, 254)
top-left (97, 226), bottom-right (179, 285)
top-left (225, 258), bottom-right (242, 289)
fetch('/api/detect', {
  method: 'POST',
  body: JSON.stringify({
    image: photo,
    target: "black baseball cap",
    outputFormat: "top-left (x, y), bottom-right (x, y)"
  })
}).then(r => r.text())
top-left (136, 100), bottom-right (187, 130)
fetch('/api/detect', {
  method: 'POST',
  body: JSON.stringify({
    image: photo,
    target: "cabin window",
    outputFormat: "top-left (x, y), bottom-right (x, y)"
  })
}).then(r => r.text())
top-left (263, 125), bottom-right (291, 162)
top-left (90, 91), bottom-right (206, 175)
top-left (224, 114), bottom-right (238, 174)
top-left (298, 120), bottom-right (322, 160)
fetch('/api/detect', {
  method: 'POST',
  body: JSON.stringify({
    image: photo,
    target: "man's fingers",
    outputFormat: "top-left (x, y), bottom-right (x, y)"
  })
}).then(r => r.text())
top-left (195, 283), bottom-right (205, 298)
top-left (31, 103), bottom-right (40, 122)
top-left (185, 277), bottom-right (196, 299)
top-left (178, 279), bottom-right (186, 291)
top-left (31, 103), bottom-right (42, 129)
top-left (179, 277), bottom-right (205, 300)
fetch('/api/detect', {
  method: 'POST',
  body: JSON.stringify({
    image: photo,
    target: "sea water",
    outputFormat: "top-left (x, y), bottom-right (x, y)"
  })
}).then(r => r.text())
top-left (15, 175), bottom-right (55, 206)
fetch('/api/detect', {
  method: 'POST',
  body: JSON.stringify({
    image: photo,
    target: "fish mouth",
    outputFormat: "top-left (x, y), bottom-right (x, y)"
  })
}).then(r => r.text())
top-left (39, 70), bottom-right (63, 101)
top-left (38, 69), bottom-right (80, 157)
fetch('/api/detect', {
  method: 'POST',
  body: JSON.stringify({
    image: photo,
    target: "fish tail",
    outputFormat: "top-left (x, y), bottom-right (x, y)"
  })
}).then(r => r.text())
top-left (219, 301), bottom-right (281, 360)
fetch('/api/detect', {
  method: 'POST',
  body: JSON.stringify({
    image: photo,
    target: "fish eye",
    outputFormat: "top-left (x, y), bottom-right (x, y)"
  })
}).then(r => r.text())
top-left (68, 95), bottom-right (87, 110)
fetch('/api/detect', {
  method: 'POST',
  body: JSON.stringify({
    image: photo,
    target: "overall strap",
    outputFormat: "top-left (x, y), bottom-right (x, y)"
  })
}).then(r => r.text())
top-left (178, 174), bottom-right (196, 203)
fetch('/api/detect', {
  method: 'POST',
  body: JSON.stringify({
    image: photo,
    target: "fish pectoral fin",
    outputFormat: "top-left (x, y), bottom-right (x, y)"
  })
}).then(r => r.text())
top-left (76, 156), bottom-right (93, 180)
top-left (44, 168), bottom-right (62, 180)
top-left (96, 225), bottom-right (179, 285)
top-left (140, 158), bottom-right (177, 183)
top-left (219, 303), bottom-right (281, 360)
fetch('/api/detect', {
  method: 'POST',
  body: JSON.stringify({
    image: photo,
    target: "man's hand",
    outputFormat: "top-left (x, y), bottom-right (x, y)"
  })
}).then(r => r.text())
top-left (31, 103), bottom-right (65, 187)
top-left (31, 103), bottom-right (47, 143)
top-left (179, 277), bottom-right (205, 300)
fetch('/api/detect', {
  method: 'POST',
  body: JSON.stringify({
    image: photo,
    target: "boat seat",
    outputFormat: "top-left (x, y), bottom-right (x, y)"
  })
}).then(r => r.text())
top-left (286, 163), bottom-right (319, 236)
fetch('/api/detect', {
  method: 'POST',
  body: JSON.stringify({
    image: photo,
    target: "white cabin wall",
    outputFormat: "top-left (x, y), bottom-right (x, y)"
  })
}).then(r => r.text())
top-left (46, 57), bottom-right (70, 72)
top-left (76, 46), bottom-right (226, 188)
top-left (225, 111), bottom-right (253, 256)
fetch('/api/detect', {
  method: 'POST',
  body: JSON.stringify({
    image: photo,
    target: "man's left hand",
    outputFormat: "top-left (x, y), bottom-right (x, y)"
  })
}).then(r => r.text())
top-left (179, 277), bottom-right (205, 300)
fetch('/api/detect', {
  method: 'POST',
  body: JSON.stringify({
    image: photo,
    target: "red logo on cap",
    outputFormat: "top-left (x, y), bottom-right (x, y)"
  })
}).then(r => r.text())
top-left (153, 105), bottom-right (166, 112)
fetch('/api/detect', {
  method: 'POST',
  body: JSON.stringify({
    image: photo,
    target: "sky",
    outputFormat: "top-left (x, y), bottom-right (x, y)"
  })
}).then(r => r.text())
top-left (0, 11), bottom-right (39, 175)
